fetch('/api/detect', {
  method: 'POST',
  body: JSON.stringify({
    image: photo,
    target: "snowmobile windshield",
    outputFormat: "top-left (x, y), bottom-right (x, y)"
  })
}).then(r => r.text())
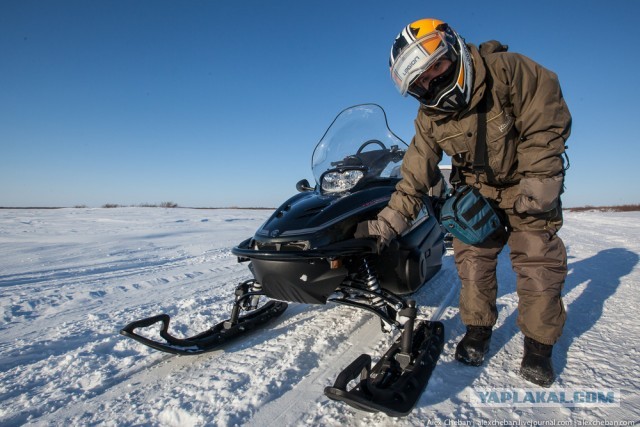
top-left (311, 104), bottom-right (408, 193)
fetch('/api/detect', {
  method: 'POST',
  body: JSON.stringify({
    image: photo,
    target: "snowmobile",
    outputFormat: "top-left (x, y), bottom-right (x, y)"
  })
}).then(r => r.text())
top-left (120, 104), bottom-right (447, 417)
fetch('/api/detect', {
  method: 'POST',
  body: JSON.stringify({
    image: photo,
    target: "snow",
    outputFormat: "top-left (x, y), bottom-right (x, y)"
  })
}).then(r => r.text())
top-left (1, 207), bottom-right (639, 426)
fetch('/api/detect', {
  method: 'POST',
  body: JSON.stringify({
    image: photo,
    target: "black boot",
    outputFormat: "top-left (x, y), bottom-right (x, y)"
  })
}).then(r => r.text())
top-left (520, 336), bottom-right (555, 387)
top-left (455, 326), bottom-right (492, 366)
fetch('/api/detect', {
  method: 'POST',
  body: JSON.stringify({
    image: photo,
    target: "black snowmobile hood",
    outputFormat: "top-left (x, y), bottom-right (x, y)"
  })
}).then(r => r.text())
top-left (255, 184), bottom-right (395, 241)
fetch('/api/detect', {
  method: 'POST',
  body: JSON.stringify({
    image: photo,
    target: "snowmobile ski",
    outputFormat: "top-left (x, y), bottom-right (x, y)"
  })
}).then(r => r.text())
top-left (324, 317), bottom-right (445, 417)
top-left (120, 300), bottom-right (287, 355)
top-left (120, 280), bottom-right (288, 355)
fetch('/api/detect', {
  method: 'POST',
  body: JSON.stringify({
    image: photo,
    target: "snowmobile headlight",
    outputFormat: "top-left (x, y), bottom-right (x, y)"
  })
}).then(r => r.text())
top-left (321, 169), bottom-right (364, 193)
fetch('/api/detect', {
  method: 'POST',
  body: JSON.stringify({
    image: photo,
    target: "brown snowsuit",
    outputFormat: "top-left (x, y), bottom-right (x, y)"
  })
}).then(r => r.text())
top-left (379, 43), bottom-right (572, 345)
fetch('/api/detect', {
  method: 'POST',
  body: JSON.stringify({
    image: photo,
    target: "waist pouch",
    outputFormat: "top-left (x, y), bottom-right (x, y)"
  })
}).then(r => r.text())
top-left (439, 185), bottom-right (503, 245)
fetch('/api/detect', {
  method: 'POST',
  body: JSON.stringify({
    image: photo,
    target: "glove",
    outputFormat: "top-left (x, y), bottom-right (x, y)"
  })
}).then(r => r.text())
top-left (355, 218), bottom-right (397, 252)
top-left (514, 175), bottom-right (563, 214)
top-left (354, 207), bottom-right (410, 252)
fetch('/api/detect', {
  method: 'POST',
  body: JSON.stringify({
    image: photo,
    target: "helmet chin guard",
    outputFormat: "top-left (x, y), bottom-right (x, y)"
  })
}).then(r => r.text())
top-left (389, 19), bottom-right (474, 112)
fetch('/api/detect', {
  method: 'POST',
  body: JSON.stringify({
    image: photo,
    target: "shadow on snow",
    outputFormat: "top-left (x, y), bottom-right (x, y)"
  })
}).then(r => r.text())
top-left (421, 246), bottom-right (638, 408)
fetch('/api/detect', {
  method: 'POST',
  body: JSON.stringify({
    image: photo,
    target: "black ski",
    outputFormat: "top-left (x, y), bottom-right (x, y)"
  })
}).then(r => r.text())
top-left (324, 319), bottom-right (444, 417)
top-left (120, 300), bottom-right (287, 355)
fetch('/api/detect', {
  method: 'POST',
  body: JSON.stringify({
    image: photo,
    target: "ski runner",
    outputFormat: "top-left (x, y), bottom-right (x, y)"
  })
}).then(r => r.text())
top-left (356, 18), bottom-right (571, 387)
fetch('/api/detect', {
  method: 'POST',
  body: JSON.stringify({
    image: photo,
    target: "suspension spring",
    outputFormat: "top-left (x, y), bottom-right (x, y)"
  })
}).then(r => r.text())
top-left (248, 281), bottom-right (263, 310)
top-left (361, 258), bottom-right (385, 308)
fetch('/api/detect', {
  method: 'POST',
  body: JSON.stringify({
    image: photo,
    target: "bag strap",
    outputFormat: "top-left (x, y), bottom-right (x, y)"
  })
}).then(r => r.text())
top-left (450, 185), bottom-right (471, 221)
top-left (473, 100), bottom-right (488, 184)
top-left (451, 51), bottom-right (496, 187)
top-left (472, 54), bottom-right (494, 184)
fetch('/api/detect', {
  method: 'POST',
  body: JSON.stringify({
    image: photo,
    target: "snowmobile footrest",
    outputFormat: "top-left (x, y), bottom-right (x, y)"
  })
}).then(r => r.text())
top-left (324, 320), bottom-right (444, 417)
top-left (120, 300), bottom-right (287, 355)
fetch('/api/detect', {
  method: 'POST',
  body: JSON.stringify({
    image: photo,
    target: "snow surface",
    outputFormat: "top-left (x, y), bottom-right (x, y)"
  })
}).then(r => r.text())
top-left (1, 207), bottom-right (639, 426)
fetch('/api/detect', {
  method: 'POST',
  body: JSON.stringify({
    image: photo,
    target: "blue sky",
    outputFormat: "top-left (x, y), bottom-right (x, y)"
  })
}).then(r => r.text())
top-left (2, 0), bottom-right (639, 208)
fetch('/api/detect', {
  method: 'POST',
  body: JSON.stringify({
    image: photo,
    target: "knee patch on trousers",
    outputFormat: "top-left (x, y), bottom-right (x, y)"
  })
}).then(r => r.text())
top-left (509, 231), bottom-right (567, 293)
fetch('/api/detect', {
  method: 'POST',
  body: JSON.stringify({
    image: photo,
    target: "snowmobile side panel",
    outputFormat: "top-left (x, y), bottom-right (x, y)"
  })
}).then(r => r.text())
top-left (378, 214), bottom-right (445, 295)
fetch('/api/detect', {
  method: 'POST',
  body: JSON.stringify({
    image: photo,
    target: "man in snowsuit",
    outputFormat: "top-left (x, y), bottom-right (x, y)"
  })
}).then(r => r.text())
top-left (357, 18), bottom-right (571, 387)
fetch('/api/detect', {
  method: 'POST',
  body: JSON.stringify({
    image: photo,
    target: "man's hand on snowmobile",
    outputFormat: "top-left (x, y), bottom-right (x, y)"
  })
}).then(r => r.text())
top-left (355, 218), bottom-right (397, 252)
top-left (354, 207), bottom-right (410, 252)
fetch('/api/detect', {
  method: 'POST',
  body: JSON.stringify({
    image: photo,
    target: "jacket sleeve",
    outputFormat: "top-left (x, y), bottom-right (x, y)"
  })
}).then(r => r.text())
top-left (387, 112), bottom-right (443, 222)
top-left (492, 53), bottom-right (572, 213)
top-left (496, 52), bottom-right (572, 177)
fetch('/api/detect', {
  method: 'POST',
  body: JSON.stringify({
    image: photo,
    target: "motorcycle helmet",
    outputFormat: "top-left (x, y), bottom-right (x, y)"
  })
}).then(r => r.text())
top-left (389, 18), bottom-right (474, 112)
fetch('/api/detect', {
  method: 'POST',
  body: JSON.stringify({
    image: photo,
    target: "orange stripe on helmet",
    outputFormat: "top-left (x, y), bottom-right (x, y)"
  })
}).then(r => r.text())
top-left (409, 18), bottom-right (445, 38)
top-left (420, 37), bottom-right (443, 55)
top-left (457, 62), bottom-right (465, 87)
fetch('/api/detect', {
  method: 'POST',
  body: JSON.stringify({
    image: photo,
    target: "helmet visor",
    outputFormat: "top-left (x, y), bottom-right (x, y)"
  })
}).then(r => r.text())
top-left (407, 60), bottom-right (456, 104)
top-left (390, 31), bottom-right (449, 96)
